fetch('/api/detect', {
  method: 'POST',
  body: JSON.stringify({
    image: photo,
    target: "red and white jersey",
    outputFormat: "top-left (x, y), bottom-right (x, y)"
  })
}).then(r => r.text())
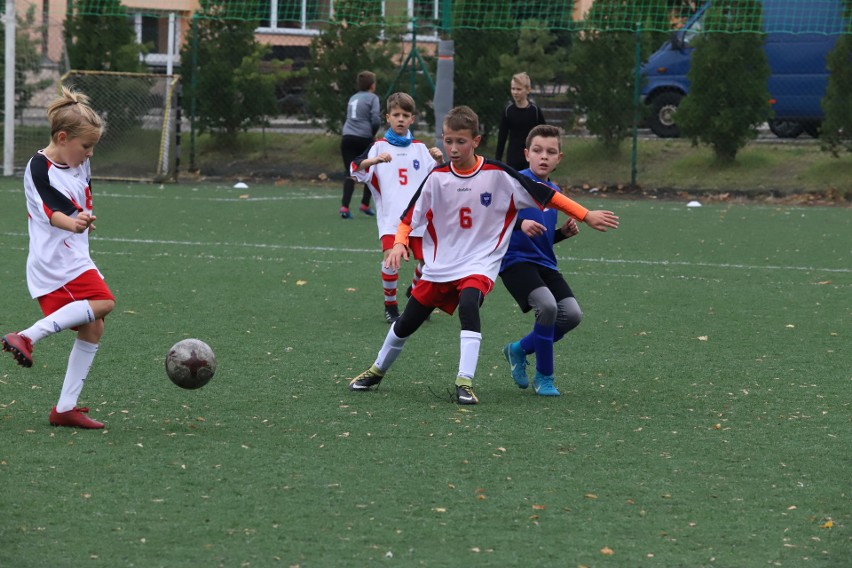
top-left (22, 151), bottom-right (99, 298)
top-left (351, 139), bottom-right (437, 238)
top-left (401, 157), bottom-right (556, 282)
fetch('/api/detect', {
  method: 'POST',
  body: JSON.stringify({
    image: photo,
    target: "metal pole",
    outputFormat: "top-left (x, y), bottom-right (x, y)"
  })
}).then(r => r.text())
top-left (410, 18), bottom-right (417, 96)
top-left (433, 40), bottom-right (454, 152)
top-left (3, 0), bottom-right (17, 176)
top-left (631, 23), bottom-right (642, 188)
top-left (166, 12), bottom-right (176, 77)
top-left (189, 15), bottom-right (198, 173)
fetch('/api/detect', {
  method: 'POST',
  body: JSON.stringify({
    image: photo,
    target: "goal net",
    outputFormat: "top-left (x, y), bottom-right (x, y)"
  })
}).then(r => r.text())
top-left (60, 71), bottom-right (180, 182)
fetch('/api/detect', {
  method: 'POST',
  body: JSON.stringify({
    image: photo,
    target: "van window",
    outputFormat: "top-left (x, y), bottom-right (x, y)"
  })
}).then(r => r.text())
top-left (682, 12), bottom-right (705, 46)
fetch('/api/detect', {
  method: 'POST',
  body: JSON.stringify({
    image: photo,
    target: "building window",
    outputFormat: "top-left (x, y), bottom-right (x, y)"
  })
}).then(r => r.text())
top-left (410, 0), bottom-right (441, 37)
top-left (257, 0), bottom-right (326, 31)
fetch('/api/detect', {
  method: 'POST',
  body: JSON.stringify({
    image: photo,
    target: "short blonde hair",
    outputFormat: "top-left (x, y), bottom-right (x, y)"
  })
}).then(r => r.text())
top-left (511, 72), bottom-right (532, 91)
top-left (48, 86), bottom-right (104, 141)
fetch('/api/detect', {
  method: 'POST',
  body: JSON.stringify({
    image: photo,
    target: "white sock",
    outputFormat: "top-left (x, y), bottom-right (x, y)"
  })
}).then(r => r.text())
top-left (458, 330), bottom-right (482, 380)
top-left (20, 300), bottom-right (94, 344)
top-left (374, 326), bottom-right (407, 372)
top-left (56, 339), bottom-right (99, 413)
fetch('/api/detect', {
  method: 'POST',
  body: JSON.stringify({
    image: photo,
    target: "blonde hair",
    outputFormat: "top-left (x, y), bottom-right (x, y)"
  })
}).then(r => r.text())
top-left (48, 86), bottom-right (105, 142)
top-left (511, 72), bottom-right (532, 91)
top-left (443, 105), bottom-right (479, 136)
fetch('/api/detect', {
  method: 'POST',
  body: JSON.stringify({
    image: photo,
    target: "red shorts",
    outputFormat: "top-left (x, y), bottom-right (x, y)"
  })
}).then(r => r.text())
top-left (380, 235), bottom-right (423, 261)
top-left (411, 275), bottom-right (494, 315)
top-left (37, 269), bottom-right (115, 318)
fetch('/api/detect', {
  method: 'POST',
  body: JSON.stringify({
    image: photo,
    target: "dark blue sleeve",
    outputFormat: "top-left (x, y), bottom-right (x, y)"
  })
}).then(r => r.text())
top-left (29, 154), bottom-right (78, 216)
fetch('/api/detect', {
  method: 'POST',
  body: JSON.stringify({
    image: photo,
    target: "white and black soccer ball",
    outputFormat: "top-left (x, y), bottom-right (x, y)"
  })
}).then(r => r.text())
top-left (165, 338), bottom-right (217, 390)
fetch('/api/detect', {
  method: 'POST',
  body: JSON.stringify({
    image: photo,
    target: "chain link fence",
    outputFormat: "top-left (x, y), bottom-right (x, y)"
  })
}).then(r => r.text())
top-left (3, 1), bottom-right (851, 182)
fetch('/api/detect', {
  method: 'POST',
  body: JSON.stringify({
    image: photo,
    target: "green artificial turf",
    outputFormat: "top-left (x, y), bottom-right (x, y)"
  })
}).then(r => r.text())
top-left (0, 180), bottom-right (848, 567)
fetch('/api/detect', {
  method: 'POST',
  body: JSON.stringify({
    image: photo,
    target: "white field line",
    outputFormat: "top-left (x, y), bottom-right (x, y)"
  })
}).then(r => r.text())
top-left (0, 188), bottom-right (334, 202)
top-left (96, 193), bottom-right (334, 202)
top-left (2, 231), bottom-right (849, 274)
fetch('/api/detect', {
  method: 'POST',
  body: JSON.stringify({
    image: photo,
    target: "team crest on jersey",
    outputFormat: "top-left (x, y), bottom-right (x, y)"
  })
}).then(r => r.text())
top-left (413, 159), bottom-right (420, 170)
top-left (480, 192), bottom-right (492, 207)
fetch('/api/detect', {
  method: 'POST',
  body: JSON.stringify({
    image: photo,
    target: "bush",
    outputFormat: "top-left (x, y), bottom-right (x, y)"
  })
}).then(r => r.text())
top-left (820, 4), bottom-right (852, 157)
top-left (0, 5), bottom-right (52, 121)
top-left (181, 2), bottom-right (293, 139)
top-left (306, 0), bottom-right (399, 134)
top-left (676, 0), bottom-right (771, 162)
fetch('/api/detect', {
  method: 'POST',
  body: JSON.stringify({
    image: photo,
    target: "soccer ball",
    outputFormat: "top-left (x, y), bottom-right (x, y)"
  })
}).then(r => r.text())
top-left (165, 338), bottom-right (217, 389)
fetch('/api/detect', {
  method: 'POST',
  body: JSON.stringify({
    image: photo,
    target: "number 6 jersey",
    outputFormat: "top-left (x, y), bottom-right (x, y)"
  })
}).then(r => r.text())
top-left (398, 157), bottom-right (588, 283)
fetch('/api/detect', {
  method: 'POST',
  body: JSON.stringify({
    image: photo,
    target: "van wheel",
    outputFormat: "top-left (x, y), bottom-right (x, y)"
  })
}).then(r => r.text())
top-left (648, 92), bottom-right (683, 138)
top-left (769, 120), bottom-right (804, 139)
top-left (804, 123), bottom-right (821, 138)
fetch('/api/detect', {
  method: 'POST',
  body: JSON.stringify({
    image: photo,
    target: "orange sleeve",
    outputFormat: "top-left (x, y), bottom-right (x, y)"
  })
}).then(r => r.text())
top-left (394, 222), bottom-right (413, 248)
top-left (548, 192), bottom-right (588, 222)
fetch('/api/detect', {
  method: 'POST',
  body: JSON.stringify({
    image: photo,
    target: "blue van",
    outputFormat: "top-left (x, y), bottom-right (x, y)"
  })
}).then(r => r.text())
top-left (641, 0), bottom-right (846, 138)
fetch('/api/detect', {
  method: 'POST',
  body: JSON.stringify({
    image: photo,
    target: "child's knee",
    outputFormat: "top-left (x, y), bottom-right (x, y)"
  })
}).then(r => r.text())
top-left (90, 299), bottom-right (115, 319)
top-left (457, 290), bottom-right (482, 332)
top-left (557, 299), bottom-right (583, 332)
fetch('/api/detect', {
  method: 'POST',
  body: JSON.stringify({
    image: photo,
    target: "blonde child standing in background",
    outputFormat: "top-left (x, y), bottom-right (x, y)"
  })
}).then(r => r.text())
top-left (495, 72), bottom-right (547, 171)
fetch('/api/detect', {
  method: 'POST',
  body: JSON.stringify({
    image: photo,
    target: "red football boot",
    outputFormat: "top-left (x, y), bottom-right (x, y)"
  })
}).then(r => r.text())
top-left (49, 406), bottom-right (104, 429)
top-left (2, 333), bottom-right (34, 368)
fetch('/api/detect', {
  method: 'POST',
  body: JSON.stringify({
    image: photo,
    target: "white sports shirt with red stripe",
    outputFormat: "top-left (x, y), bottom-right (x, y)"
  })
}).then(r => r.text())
top-left (351, 138), bottom-right (437, 238)
top-left (400, 157), bottom-right (559, 283)
top-left (22, 151), bottom-right (99, 298)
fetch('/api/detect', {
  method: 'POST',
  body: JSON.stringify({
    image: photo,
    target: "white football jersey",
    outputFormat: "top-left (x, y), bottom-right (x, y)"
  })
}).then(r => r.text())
top-left (351, 139), bottom-right (437, 238)
top-left (401, 157), bottom-right (557, 282)
top-left (22, 152), bottom-right (99, 298)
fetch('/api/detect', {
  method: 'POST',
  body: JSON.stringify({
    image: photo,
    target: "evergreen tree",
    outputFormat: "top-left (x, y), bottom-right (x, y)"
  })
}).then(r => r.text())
top-left (676, 0), bottom-right (770, 162)
top-left (0, 5), bottom-right (52, 122)
top-left (65, 0), bottom-right (144, 72)
top-left (820, 1), bottom-right (852, 156)
top-left (567, 0), bottom-right (651, 149)
top-left (181, 1), bottom-right (292, 139)
top-left (452, 0), bottom-right (518, 137)
top-left (306, 0), bottom-right (398, 134)
top-left (498, 21), bottom-right (569, 96)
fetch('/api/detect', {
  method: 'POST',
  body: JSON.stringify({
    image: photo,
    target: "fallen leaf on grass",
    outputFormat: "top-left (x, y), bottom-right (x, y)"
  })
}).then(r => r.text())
top-left (296, 280), bottom-right (308, 286)
top-left (697, 336), bottom-right (708, 341)
top-left (600, 546), bottom-right (615, 555)
top-left (820, 520), bottom-right (833, 529)
top-left (585, 493), bottom-right (598, 500)
top-left (532, 504), bottom-right (546, 510)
